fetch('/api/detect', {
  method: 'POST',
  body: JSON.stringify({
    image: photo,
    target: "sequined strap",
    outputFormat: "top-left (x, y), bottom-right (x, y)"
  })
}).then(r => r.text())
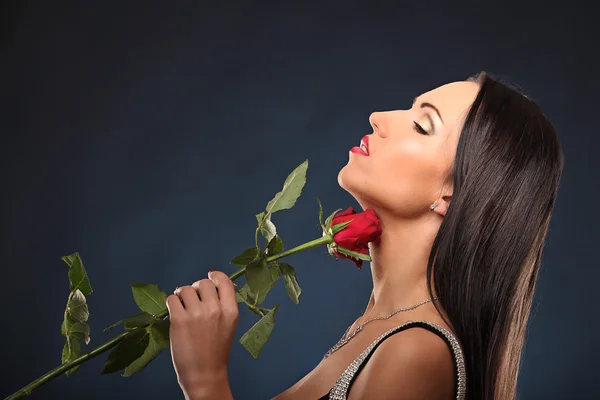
top-left (327, 320), bottom-right (466, 400)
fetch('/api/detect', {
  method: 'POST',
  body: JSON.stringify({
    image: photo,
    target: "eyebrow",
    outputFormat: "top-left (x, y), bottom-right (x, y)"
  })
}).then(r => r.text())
top-left (412, 97), bottom-right (444, 124)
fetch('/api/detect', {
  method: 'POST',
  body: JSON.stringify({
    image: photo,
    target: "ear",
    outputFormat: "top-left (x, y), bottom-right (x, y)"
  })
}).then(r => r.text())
top-left (432, 195), bottom-right (452, 217)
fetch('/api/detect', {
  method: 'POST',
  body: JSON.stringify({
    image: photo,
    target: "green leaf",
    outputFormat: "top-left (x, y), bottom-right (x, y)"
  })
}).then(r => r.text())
top-left (245, 257), bottom-right (271, 299)
top-left (336, 247), bottom-right (372, 261)
top-left (236, 265), bottom-right (280, 307)
top-left (315, 197), bottom-right (324, 226)
top-left (331, 220), bottom-right (352, 235)
top-left (267, 235), bottom-right (284, 255)
top-left (62, 252), bottom-right (93, 296)
top-left (62, 315), bottom-right (90, 344)
top-left (67, 289), bottom-right (89, 322)
top-left (235, 285), bottom-right (251, 304)
top-left (104, 311), bottom-right (156, 333)
top-left (277, 263), bottom-right (302, 304)
top-left (246, 290), bottom-right (257, 306)
top-left (61, 337), bottom-right (79, 363)
top-left (149, 319), bottom-right (170, 349)
top-left (103, 319), bottom-right (124, 333)
top-left (69, 321), bottom-right (91, 345)
top-left (122, 320), bottom-right (170, 376)
top-left (324, 208), bottom-right (343, 232)
top-left (122, 335), bottom-right (162, 377)
top-left (269, 264), bottom-right (281, 282)
top-left (124, 312), bottom-right (155, 330)
top-left (101, 328), bottom-right (150, 375)
top-left (61, 337), bottom-right (81, 376)
top-left (264, 160), bottom-right (308, 215)
top-left (131, 283), bottom-right (167, 317)
top-left (239, 304), bottom-right (280, 358)
top-left (256, 212), bottom-right (277, 242)
top-left (256, 212), bottom-right (265, 224)
top-left (236, 264), bottom-right (280, 307)
top-left (246, 304), bottom-right (265, 317)
top-left (230, 247), bottom-right (261, 266)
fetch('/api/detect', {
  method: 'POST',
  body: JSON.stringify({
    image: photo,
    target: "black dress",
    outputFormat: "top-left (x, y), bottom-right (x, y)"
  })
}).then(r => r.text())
top-left (317, 320), bottom-right (466, 400)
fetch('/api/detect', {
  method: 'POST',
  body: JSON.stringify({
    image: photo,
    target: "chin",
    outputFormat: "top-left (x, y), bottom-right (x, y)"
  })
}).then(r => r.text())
top-left (337, 163), bottom-right (354, 192)
top-left (337, 164), bottom-right (373, 209)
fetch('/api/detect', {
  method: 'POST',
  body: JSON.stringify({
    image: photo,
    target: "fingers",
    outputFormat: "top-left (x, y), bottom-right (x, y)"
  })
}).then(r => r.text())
top-left (171, 270), bottom-right (238, 321)
top-left (192, 279), bottom-right (219, 305)
top-left (174, 286), bottom-right (201, 312)
top-left (207, 270), bottom-right (238, 317)
top-left (166, 293), bottom-right (185, 317)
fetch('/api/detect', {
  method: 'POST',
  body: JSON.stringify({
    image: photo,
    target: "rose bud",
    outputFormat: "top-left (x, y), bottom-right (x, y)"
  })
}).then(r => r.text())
top-left (324, 207), bottom-right (382, 269)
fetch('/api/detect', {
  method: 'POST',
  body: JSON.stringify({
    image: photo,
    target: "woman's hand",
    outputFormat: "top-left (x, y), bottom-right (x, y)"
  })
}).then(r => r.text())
top-left (166, 270), bottom-right (239, 400)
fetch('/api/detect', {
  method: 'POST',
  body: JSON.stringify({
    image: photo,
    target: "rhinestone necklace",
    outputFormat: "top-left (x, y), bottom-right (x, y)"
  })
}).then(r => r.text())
top-left (323, 297), bottom-right (439, 359)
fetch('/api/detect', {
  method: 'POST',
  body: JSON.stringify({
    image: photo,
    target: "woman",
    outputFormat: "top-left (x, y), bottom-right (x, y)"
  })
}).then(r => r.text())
top-left (164, 72), bottom-right (564, 400)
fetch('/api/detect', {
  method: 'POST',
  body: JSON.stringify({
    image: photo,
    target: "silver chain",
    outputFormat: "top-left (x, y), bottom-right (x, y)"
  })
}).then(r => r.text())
top-left (323, 297), bottom-right (439, 359)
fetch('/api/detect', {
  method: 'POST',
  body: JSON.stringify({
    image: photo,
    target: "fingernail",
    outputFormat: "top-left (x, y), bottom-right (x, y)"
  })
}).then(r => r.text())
top-left (174, 286), bottom-right (180, 294)
top-left (208, 270), bottom-right (218, 287)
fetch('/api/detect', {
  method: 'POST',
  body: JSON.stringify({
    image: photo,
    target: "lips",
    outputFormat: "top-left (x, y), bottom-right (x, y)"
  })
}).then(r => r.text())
top-left (360, 135), bottom-right (369, 155)
top-left (350, 135), bottom-right (370, 156)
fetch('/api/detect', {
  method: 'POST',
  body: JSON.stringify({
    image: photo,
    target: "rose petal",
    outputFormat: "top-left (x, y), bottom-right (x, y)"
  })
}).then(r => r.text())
top-left (329, 208), bottom-right (382, 270)
top-left (334, 207), bottom-right (356, 218)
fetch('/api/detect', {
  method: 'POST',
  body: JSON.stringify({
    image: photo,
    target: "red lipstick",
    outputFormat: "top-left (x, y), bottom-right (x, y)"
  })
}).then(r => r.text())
top-left (350, 135), bottom-right (369, 156)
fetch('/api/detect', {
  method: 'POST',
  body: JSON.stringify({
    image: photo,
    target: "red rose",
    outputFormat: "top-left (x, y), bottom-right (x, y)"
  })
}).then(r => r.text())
top-left (327, 207), bottom-right (382, 269)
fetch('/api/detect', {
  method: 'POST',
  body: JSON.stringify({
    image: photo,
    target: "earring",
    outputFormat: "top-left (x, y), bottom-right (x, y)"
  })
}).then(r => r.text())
top-left (429, 203), bottom-right (438, 211)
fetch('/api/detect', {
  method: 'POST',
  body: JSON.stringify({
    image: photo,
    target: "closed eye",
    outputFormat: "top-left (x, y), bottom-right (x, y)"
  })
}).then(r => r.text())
top-left (413, 121), bottom-right (428, 135)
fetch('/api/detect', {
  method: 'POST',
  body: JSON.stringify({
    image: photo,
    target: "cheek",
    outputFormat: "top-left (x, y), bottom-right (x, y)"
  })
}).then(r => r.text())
top-left (381, 141), bottom-right (429, 182)
top-left (373, 144), bottom-right (442, 209)
top-left (338, 139), bottom-right (448, 213)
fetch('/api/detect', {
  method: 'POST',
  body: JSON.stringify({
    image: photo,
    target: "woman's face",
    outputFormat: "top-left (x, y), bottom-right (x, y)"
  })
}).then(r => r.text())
top-left (338, 81), bottom-right (480, 215)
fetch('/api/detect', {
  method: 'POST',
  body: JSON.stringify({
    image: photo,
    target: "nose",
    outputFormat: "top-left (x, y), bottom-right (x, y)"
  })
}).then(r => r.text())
top-left (369, 112), bottom-right (386, 138)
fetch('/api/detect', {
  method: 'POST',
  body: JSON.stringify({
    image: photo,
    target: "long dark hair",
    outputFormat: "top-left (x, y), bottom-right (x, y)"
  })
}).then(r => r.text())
top-left (427, 72), bottom-right (564, 399)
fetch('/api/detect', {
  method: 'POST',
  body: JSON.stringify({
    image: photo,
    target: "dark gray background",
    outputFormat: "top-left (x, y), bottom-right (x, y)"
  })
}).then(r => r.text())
top-left (1, 1), bottom-right (598, 399)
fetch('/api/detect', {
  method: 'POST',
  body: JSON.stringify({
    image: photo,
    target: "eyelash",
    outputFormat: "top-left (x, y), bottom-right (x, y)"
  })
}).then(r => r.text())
top-left (413, 121), bottom-right (429, 135)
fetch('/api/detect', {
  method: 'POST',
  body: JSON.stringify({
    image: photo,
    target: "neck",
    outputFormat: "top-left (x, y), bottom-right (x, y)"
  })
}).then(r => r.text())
top-left (361, 209), bottom-right (442, 320)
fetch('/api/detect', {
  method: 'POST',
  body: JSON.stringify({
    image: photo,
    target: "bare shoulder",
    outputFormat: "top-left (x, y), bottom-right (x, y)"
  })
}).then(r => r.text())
top-left (347, 326), bottom-right (455, 400)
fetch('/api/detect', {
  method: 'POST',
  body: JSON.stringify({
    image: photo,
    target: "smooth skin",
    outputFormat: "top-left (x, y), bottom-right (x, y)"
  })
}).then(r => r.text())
top-left (168, 81), bottom-right (480, 399)
top-left (166, 271), bottom-right (238, 400)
